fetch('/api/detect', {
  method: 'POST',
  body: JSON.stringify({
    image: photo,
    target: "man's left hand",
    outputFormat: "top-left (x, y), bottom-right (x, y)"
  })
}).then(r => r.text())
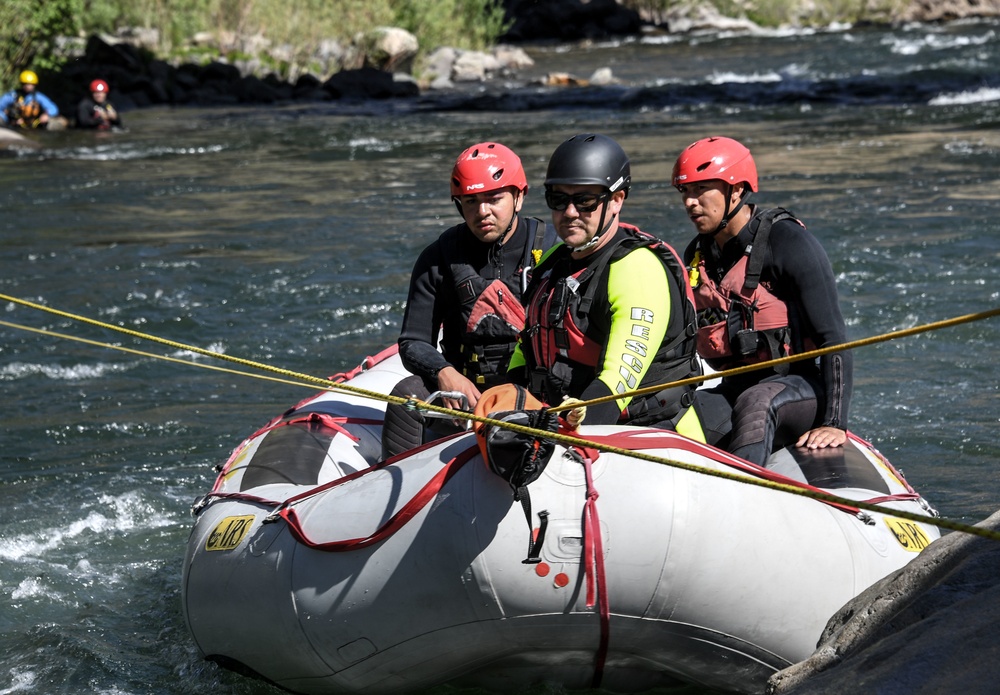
top-left (796, 426), bottom-right (846, 450)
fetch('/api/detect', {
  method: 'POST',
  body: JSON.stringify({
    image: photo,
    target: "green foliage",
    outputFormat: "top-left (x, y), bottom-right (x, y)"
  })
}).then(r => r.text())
top-left (0, 0), bottom-right (82, 88)
top-left (118, 0), bottom-right (216, 50)
top-left (76, 0), bottom-right (123, 34)
top-left (3, 0), bottom-right (913, 93)
top-left (234, 0), bottom-right (396, 71)
top-left (390, 0), bottom-right (511, 53)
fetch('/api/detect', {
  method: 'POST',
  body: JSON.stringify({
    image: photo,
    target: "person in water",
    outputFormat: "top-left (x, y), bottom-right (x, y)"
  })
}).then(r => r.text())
top-left (380, 141), bottom-right (557, 459)
top-left (672, 135), bottom-right (853, 466)
top-left (507, 133), bottom-right (703, 435)
top-left (76, 79), bottom-right (123, 130)
top-left (0, 70), bottom-right (60, 129)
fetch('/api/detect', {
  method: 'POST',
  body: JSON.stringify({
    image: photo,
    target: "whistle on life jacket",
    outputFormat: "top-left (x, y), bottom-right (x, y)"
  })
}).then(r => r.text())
top-left (688, 250), bottom-right (702, 288)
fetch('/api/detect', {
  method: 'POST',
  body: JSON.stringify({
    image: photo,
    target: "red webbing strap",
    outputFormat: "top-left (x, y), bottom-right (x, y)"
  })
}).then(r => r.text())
top-left (581, 429), bottom-right (862, 515)
top-left (863, 493), bottom-right (921, 505)
top-left (848, 431), bottom-right (917, 494)
top-left (327, 343), bottom-right (400, 382)
top-left (255, 412), bottom-right (382, 442)
top-left (276, 444), bottom-right (480, 552)
top-left (284, 344), bottom-right (402, 412)
top-left (577, 448), bottom-right (609, 688)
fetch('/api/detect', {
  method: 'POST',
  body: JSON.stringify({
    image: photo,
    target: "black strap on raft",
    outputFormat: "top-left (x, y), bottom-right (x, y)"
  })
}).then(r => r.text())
top-left (521, 507), bottom-right (549, 564)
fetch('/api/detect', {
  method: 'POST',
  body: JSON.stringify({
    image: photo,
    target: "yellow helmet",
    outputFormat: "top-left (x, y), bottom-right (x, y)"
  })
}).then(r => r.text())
top-left (19, 70), bottom-right (39, 85)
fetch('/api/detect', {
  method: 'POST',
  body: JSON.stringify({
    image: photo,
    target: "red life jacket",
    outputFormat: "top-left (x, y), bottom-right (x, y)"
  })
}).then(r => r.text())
top-left (687, 208), bottom-right (814, 371)
top-left (522, 224), bottom-right (700, 424)
top-left (449, 217), bottom-right (554, 387)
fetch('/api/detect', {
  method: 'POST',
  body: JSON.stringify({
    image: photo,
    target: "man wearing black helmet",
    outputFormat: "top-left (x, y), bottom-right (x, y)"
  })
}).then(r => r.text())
top-left (672, 136), bottom-right (852, 466)
top-left (508, 133), bottom-right (703, 434)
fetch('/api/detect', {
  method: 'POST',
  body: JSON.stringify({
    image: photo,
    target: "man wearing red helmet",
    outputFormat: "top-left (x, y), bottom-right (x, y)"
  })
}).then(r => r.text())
top-left (76, 79), bottom-right (123, 130)
top-left (672, 136), bottom-right (853, 466)
top-left (381, 141), bottom-right (557, 459)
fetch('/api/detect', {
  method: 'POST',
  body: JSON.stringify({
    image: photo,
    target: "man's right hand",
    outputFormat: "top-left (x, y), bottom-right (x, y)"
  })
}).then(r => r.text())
top-left (436, 366), bottom-right (482, 411)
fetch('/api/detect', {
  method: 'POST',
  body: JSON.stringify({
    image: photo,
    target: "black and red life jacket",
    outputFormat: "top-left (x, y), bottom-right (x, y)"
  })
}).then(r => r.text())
top-left (449, 217), bottom-right (555, 387)
top-left (521, 224), bottom-right (701, 425)
top-left (686, 207), bottom-right (815, 372)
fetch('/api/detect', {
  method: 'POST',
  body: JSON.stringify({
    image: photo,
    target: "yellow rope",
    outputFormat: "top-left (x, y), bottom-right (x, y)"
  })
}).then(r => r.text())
top-left (0, 293), bottom-right (416, 406)
top-left (550, 306), bottom-right (1000, 412)
top-left (3, 294), bottom-right (999, 541)
top-left (0, 319), bottom-right (345, 392)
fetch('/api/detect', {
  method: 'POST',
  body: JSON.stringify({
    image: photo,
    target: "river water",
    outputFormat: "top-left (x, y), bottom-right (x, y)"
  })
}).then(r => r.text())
top-left (1, 19), bottom-right (998, 695)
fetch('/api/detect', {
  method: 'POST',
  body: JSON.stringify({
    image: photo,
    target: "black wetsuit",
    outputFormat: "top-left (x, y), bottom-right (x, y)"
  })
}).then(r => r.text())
top-left (382, 217), bottom-right (555, 458)
top-left (76, 98), bottom-right (122, 129)
top-left (688, 207), bottom-right (853, 465)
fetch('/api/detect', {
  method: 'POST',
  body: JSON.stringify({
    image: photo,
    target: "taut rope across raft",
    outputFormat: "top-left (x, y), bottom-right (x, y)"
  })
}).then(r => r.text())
top-left (1, 292), bottom-right (998, 541)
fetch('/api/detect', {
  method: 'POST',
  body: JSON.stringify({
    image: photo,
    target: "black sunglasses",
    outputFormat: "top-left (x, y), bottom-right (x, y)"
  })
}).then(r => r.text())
top-left (545, 190), bottom-right (609, 213)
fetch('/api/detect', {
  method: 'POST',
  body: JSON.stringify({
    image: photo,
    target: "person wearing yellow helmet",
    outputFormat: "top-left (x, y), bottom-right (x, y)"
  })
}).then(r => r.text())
top-left (1, 69), bottom-right (60, 129)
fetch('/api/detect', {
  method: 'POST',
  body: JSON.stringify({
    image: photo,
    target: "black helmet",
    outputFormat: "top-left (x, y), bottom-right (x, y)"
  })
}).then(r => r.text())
top-left (544, 133), bottom-right (631, 197)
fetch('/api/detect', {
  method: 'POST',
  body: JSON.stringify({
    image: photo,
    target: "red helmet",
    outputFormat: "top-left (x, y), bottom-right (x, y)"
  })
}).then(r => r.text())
top-left (90, 79), bottom-right (109, 93)
top-left (450, 142), bottom-right (527, 197)
top-left (672, 136), bottom-right (758, 192)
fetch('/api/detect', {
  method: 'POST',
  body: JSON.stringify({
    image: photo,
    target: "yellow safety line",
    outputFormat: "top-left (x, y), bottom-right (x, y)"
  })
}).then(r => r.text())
top-left (0, 319), bottom-right (344, 392)
top-left (0, 293), bottom-right (411, 406)
top-left (550, 306), bottom-right (1000, 412)
top-left (3, 295), bottom-right (999, 541)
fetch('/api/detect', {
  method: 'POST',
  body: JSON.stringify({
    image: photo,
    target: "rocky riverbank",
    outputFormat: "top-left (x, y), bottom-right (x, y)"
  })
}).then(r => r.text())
top-left (22, 0), bottom-right (1000, 127)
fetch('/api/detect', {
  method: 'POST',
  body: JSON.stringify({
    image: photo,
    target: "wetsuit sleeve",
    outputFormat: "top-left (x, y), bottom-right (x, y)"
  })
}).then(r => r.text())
top-left (397, 241), bottom-right (451, 382)
top-left (505, 343), bottom-right (527, 386)
top-left (0, 92), bottom-right (13, 123)
top-left (580, 247), bottom-right (672, 424)
top-left (77, 99), bottom-right (100, 128)
top-left (769, 221), bottom-right (853, 429)
top-left (36, 93), bottom-right (59, 116)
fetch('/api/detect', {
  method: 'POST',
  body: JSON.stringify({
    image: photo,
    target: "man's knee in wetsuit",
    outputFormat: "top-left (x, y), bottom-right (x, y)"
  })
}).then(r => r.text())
top-left (690, 387), bottom-right (735, 448)
top-left (380, 374), bottom-right (469, 459)
top-left (729, 375), bottom-right (821, 465)
top-left (381, 375), bottom-right (432, 460)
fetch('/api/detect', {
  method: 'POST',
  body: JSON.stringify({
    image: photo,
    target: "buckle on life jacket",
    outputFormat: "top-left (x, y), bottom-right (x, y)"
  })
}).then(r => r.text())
top-left (457, 278), bottom-right (477, 304)
top-left (528, 369), bottom-right (548, 396)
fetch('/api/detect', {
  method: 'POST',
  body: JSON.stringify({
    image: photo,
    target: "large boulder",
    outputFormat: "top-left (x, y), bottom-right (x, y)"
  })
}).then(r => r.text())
top-left (359, 27), bottom-right (419, 74)
top-left (323, 66), bottom-right (419, 99)
top-left (500, 0), bottom-right (641, 42)
top-left (767, 509), bottom-right (1000, 694)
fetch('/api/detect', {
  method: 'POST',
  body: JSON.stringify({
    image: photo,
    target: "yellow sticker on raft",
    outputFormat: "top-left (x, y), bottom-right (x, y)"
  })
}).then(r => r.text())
top-left (206, 515), bottom-right (256, 551)
top-left (884, 517), bottom-right (932, 553)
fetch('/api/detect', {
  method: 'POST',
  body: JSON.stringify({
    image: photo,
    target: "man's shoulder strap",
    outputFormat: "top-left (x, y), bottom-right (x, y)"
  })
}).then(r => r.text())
top-left (524, 216), bottom-right (559, 268)
top-left (744, 207), bottom-right (799, 290)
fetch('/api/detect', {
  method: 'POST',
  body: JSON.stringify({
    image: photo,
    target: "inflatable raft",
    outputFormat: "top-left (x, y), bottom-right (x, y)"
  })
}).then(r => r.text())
top-left (181, 347), bottom-right (940, 694)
